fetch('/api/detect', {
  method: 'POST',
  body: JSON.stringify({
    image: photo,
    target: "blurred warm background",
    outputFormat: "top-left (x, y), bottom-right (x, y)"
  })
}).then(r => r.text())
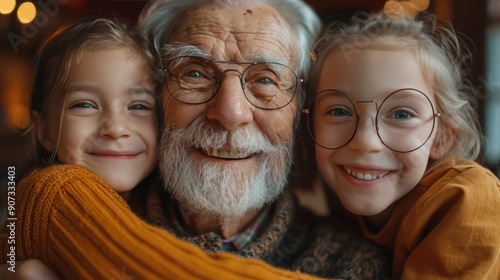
top-left (0, 0), bottom-right (499, 178)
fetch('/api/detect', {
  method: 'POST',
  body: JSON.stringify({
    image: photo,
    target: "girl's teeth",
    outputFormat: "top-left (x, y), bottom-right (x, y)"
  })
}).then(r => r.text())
top-left (345, 168), bottom-right (387, 181)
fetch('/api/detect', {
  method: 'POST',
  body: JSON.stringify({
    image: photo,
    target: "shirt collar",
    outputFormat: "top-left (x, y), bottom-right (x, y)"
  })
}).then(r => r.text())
top-left (168, 199), bottom-right (273, 252)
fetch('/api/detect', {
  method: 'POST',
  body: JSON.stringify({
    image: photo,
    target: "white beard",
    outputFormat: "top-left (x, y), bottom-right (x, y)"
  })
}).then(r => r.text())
top-left (158, 118), bottom-right (292, 221)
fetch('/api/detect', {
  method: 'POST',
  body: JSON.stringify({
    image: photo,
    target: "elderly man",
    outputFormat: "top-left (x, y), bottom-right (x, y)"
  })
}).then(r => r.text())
top-left (129, 0), bottom-right (387, 278)
top-left (136, 0), bottom-right (318, 246)
top-left (2, 0), bottom-right (387, 279)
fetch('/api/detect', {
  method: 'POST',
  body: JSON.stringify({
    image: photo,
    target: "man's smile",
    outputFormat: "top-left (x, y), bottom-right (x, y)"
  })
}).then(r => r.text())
top-left (199, 147), bottom-right (256, 160)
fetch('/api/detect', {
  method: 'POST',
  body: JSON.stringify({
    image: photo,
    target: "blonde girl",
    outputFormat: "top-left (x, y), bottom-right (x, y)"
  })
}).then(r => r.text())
top-left (300, 11), bottom-right (500, 279)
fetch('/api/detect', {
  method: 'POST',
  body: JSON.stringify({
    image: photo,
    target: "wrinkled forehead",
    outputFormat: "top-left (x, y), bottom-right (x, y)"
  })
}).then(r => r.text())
top-left (165, 2), bottom-right (297, 65)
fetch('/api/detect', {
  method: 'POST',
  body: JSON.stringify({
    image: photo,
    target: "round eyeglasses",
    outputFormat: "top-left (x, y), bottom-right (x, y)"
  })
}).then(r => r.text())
top-left (303, 88), bottom-right (441, 153)
top-left (159, 56), bottom-right (302, 110)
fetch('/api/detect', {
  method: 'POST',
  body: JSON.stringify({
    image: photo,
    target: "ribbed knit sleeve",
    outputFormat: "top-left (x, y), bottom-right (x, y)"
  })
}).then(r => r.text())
top-left (1, 164), bottom-right (323, 280)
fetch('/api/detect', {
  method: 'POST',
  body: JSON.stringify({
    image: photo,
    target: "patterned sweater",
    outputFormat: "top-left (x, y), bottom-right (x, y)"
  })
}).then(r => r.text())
top-left (130, 178), bottom-right (388, 279)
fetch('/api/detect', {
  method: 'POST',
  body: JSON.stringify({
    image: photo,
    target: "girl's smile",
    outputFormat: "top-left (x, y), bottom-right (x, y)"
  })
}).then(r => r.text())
top-left (314, 46), bottom-right (438, 218)
top-left (38, 47), bottom-right (158, 193)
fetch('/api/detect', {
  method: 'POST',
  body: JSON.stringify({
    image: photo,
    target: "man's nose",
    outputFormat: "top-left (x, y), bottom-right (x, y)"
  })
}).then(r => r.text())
top-left (206, 72), bottom-right (253, 130)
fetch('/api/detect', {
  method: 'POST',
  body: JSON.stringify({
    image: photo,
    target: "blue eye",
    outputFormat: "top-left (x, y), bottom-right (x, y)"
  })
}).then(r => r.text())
top-left (256, 77), bottom-right (276, 85)
top-left (187, 71), bottom-right (203, 78)
top-left (392, 110), bottom-right (411, 120)
top-left (329, 108), bottom-right (350, 117)
top-left (69, 101), bottom-right (95, 109)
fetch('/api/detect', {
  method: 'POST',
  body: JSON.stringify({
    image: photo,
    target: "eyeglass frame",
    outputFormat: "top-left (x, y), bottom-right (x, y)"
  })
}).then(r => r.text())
top-left (158, 55), bottom-right (304, 110)
top-left (302, 88), bottom-right (441, 153)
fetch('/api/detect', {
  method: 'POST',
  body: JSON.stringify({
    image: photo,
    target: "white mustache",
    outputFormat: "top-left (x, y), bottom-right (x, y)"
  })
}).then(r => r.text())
top-left (183, 119), bottom-right (278, 156)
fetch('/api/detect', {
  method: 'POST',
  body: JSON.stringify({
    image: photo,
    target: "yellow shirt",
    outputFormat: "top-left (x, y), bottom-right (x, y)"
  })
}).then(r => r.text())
top-left (356, 159), bottom-right (500, 279)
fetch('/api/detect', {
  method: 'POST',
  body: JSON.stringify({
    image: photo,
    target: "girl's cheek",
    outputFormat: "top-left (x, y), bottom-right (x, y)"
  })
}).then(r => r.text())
top-left (397, 148), bottom-right (431, 177)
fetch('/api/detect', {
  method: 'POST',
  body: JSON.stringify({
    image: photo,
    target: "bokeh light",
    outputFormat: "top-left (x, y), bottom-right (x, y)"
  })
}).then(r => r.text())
top-left (410, 0), bottom-right (430, 11)
top-left (17, 1), bottom-right (36, 24)
top-left (0, 0), bottom-right (16, 15)
top-left (401, 1), bottom-right (419, 18)
top-left (384, 1), bottom-right (404, 18)
top-left (384, 0), bottom-right (430, 18)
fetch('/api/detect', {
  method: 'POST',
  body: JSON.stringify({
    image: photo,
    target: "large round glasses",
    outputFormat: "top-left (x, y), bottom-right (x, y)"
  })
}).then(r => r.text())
top-left (304, 88), bottom-right (441, 153)
top-left (160, 56), bottom-right (302, 110)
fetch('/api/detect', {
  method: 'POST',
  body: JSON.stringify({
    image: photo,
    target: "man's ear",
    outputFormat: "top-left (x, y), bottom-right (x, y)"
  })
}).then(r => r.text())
top-left (429, 123), bottom-right (457, 160)
top-left (32, 111), bottom-right (56, 152)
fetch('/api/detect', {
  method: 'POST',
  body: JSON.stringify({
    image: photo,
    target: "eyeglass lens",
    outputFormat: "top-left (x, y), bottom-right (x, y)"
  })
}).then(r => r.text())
top-left (164, 56), bottom-right (297, 109)
top-left (308, 89), bottom-right (437, 152)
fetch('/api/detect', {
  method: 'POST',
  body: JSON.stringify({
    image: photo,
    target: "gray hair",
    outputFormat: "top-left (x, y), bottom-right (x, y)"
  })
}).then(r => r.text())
top-left (138, 0), bottom-right (322, 106)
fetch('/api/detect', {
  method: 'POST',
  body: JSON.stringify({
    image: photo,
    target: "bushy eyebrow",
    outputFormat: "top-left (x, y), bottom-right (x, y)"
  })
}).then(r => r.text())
top-left (250, 54), bottom-right (288, 65)
top-left (162, 44), bottom-right (209, 60)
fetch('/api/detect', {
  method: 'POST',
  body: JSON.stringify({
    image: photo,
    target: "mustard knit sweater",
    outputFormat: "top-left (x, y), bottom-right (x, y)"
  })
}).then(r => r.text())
top-left (0, 164), bottom-right (323, 279)
top-left (329, 159), bottom-right (500, 279)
